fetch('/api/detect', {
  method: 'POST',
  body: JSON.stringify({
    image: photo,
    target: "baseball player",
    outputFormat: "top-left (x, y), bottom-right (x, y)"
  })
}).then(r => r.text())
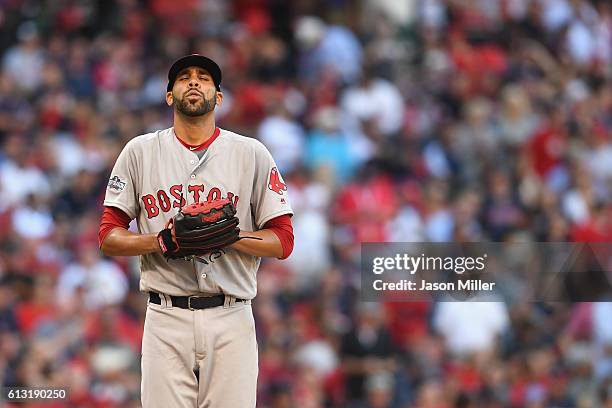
top-left (98, 54), bottom-right (294, 407)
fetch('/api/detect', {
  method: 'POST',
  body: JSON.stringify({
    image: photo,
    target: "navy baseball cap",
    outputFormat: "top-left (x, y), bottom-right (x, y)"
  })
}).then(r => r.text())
top-left (167, 54), bottom-right (222, 92)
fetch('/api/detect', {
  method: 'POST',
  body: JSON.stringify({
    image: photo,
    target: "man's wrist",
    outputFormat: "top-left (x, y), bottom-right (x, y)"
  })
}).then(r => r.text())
top-left (152, 233), bottom-right (165, 253)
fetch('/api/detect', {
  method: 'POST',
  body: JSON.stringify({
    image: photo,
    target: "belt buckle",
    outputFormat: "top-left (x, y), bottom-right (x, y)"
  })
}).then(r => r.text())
top-left (187, 296), bottom-right (197, 310)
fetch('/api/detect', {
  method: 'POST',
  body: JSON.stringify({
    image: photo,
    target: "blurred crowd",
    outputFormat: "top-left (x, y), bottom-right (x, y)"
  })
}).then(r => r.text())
top-left (0, 0), bottom-right (611, 407)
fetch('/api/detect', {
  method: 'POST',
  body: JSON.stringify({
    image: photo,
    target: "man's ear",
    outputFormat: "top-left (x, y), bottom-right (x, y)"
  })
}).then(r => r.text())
top-left (216, 91), bottom-right (223, 107)
top-left (166, 91), bottom-right (173, 106)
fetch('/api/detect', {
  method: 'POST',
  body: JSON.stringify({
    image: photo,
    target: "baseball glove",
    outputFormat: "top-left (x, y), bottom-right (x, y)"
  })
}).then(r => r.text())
top-left (157, 198), bottom-right (240, 260)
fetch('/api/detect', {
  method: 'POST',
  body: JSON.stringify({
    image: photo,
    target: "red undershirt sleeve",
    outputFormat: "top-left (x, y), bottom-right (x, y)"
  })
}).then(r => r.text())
top-left (99, 206), bottom-right (133, 248)
top-left (263, 214), bottom-right (294, 260)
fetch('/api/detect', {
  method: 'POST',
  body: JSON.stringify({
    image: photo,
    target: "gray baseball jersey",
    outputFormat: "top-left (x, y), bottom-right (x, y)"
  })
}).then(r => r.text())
top-left (103, 127), bottom-right (293, 299)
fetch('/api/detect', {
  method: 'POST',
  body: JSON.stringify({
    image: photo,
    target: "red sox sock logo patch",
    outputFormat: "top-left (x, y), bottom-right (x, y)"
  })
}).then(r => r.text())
top-left (268, 167), bottom-right (287, 195)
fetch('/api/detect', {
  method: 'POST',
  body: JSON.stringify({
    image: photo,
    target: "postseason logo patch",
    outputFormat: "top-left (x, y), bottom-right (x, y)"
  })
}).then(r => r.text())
top-left (108, 175), bottom-right (126, 192)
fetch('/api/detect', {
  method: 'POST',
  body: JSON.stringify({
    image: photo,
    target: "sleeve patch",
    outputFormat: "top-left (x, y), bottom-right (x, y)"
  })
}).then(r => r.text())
top-left (108, 175), bottom-right (127, 192)
top-left (268, 167), bottom-right (287, 196)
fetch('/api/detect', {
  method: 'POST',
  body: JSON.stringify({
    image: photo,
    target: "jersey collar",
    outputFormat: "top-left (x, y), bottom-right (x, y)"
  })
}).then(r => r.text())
top-left (174, 127), bottom-right (221, 152)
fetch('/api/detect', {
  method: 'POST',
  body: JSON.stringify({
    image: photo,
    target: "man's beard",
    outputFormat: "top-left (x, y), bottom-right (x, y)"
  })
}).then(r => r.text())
top-left (174, 91), bottom-right (216, 117)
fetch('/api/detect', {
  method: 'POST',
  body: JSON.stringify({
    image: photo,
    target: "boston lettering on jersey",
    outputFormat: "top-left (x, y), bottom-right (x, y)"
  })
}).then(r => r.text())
top-left (141, 184), bottom-right (239, 219)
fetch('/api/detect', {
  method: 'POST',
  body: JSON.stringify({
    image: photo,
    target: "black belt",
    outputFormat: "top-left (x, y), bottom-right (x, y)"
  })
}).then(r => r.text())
top-left (149, 292), bottom-right (246, 310)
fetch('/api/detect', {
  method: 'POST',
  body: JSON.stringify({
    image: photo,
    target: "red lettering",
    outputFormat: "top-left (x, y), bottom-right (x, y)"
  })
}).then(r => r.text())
top-left (157, 190), bottom-right (171, 212)
top-left (169, 184), bottom-right (185, 208)
top-left (207, 187), bottom-right (221, 201)
top-left (227, 191), bottom-right (239, 207)
top-left (142, 194), bottom-right (159, 218)
top-left (188, 185), bottom-right (205, 203)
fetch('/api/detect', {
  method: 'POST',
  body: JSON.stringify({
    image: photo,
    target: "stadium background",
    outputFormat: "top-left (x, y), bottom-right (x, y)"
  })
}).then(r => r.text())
top-left (0, 0), bottom-right (611, 406)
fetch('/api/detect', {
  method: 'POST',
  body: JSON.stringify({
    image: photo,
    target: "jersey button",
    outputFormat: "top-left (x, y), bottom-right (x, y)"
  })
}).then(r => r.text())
top-left (190, 174), bottom-right (196, 179)
top-left (190, 160), bottom-right (195, 164)
top-left (201, 273), bottom-right (207, 279)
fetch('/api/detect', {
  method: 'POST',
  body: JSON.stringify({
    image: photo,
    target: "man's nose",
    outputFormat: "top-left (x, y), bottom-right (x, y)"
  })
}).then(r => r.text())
top-left (188, 77), bottom-right (200, 87)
